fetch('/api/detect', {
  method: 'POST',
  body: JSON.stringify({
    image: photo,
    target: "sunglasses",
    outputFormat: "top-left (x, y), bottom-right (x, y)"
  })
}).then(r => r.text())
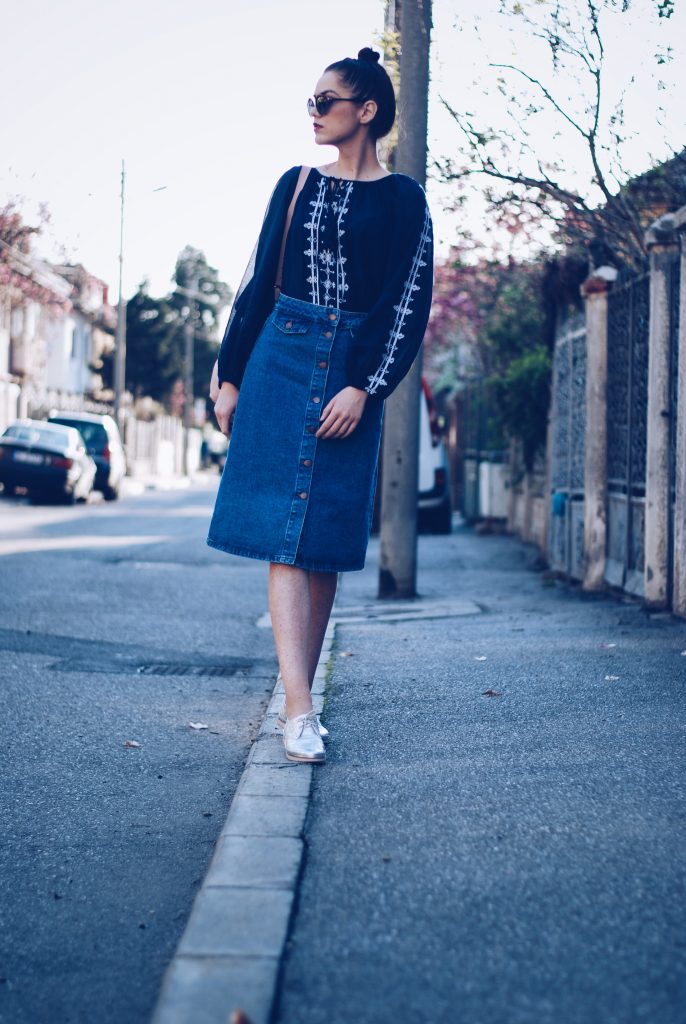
top-left (307, 93), bottom-right (366, 117)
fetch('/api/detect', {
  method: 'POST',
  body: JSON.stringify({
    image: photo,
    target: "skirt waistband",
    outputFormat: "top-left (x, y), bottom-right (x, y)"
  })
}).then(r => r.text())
top-left (276, 291), bottom-right (368, 327)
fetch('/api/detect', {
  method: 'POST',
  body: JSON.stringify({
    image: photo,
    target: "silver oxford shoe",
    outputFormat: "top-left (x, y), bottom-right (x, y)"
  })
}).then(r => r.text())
top-left (277, 699), bottom-right (329, 739)
top-left (276, 675), bottom-right (329, 741)
top-left (283, 710), bottom-right (326, 764)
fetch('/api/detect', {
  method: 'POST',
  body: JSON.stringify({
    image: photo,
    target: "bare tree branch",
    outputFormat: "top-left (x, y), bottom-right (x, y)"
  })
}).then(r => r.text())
top-left (489, 63), bottom-right (588, 138)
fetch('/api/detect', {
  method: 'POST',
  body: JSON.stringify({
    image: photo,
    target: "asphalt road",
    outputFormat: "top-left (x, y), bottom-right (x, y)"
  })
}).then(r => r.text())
top-left (0, 475), bottom-right (277, 1024)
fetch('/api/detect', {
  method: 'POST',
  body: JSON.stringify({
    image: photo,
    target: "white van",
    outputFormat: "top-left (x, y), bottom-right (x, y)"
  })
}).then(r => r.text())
top-left (371, 375), bottom-right (452, 534)
top-left (417, 376), bottom-right (452, 533)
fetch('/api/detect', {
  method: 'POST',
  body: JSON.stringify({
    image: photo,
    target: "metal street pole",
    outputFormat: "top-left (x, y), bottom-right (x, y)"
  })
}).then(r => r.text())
top-left (378, 0), bottom-right (433, 599)
top-left (179, 276), bottom-right (200, 477)
top-left (113, 159), bottom-right (127, 431)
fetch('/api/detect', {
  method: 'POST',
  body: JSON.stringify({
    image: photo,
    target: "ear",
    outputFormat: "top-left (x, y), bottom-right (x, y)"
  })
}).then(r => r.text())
top-left (359, 98), bottom-right (378, 126)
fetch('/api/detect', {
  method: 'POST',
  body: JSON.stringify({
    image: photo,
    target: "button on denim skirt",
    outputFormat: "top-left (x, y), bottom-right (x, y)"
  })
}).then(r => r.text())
top-left (207, 292), bottom-right (384, 573)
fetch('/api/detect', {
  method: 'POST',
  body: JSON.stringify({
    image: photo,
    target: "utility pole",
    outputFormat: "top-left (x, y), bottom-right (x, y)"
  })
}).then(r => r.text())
top-left (179, 273), bottom-right (200, 477)
top-left (378, 0), bottom-right (433, 599)
top-left (113, 159), bottom-right (127, 431)
top-left (380, 0), bottom-right (401, 171)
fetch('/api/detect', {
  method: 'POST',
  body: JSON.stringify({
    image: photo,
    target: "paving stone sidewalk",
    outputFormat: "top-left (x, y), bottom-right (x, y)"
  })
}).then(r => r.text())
top-left (274, 523), bottom-right (686, 1024)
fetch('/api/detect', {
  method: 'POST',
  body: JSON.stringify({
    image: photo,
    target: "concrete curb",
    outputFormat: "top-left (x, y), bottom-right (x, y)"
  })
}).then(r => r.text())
top-left (150, 621), bottom-right (335, 1024)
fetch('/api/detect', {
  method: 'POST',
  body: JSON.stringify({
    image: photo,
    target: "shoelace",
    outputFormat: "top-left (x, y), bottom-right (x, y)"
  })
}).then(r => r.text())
top-left (281, 702), bottom-right (320, 723)
top-left (292, 712), bottom-right (319, 739)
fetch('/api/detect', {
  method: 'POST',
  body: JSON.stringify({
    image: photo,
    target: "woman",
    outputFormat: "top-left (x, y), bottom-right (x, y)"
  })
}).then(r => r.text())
top-left (207, 47), bottom-right (434, 765)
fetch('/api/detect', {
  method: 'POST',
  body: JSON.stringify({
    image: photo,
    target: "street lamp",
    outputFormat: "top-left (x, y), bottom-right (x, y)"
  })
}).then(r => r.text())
top-left (112, 160), bottom-right (168, 430)
top-left (113, 159), bottom-right (126, 430)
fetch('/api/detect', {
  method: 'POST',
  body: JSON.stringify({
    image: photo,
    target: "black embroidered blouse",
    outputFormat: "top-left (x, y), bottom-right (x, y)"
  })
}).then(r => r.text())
top-left (216, 165), bottom-right (434, 403)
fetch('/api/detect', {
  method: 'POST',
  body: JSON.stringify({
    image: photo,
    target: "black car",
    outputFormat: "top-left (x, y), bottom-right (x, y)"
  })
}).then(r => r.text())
top-left (47, 412), bottom-right (126, 500)
top-left (0, 419), bottom-right (97, 503)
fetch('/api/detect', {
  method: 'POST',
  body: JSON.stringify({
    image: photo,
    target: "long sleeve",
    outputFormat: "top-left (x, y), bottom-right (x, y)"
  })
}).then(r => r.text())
top-left (217, 165), bottom-right (301, 389)
top-left (345, 176), bottom-right (434, 402)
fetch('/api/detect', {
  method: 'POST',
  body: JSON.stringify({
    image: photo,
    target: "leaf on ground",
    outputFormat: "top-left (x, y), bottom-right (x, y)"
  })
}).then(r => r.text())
top-left (474, 655), bottom-right (487, 661)
top-left (123, 739), bottom-right (140, 748)
top-left (189, 722), bottom-right (209, 730)
top-left (604, 675), bottom-right (620, 681)
top-left (482, 689), bottom-right (502, 697)
top-left (230, 1010), bottom-right (254, 1024)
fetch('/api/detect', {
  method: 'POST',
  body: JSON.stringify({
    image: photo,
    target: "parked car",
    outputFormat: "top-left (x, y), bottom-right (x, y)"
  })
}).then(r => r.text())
top-left (47, 411), bottom-right (126, 500)
top-left (200, 429), bottom-right (229, 473)
top-left (0, 419), bottom-right (97, 503)
top-left (371, 375), bottom-right (452, 535)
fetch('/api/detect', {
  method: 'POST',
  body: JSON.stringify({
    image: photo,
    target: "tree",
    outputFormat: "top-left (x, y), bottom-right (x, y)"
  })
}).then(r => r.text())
top-left (100, 282), bottom-right (181, 403)
top-left (435, 0), bottom-right (683, 271)
top-left (424, 243), bottom-right (553, 468)
top-left (102, 247), bottom-right (233, 411)
top-left (168, 245), bottom-right (232, 405)
top-left (0, 200), bottom-right (69, 310)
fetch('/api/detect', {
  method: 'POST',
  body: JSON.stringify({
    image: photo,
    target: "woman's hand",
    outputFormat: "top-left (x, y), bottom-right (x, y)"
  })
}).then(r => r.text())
top-left (209, 360), bottom-right (220, 403)
top-left (214, 382), bottom-right (240, 437)
top-left (316, 386), bottom-right (368, 439)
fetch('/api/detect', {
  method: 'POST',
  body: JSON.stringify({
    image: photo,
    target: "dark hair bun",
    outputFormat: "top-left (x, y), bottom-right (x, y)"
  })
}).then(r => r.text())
top-left (325, 48), bottom-right (395, 139)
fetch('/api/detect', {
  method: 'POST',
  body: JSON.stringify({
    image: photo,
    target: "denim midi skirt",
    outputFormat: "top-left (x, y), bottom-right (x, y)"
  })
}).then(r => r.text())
top-left (206, 293), bottom-right (385, 572)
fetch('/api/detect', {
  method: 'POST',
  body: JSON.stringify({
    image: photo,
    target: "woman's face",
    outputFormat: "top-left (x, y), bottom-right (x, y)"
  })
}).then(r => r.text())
top-left (309, 70), bottom-right (376, 146)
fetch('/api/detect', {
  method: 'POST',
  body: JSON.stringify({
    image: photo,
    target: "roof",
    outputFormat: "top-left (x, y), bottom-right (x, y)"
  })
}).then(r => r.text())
top-left (47, 410), bottom-right (113, 424)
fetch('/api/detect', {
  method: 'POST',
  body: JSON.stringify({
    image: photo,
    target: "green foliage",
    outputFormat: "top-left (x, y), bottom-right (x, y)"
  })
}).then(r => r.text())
top-left (481, 262), bottom-right (551, 466)
top-left (426, 243), bottom-right (566, 468)
top-left (128, 287), bottom-right (183, 402)
top-left (168, 246), bottom-right (233, 413)
top-left (487, 345), bottom-right (552, 470)
top-left (483, 264), bottom-right (547, 372)
top-left (102, 247), bottom-right (233, 412)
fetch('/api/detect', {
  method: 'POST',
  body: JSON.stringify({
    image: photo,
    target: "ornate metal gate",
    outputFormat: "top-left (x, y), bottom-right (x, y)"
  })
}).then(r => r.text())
top-left (549, 312), bottom-right (586, 578)
top-left (605, 271), bottom-right (650, 595)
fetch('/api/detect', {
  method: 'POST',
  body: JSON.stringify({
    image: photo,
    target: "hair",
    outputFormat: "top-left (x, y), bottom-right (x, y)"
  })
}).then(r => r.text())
top-left (324, 47), bottom-right (396, 140)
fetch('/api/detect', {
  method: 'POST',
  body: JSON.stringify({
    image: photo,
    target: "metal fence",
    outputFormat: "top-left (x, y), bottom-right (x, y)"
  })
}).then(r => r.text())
top-left (604, 271), bottom-right (650, 596)
top-left (667, 253), bottom-right (681, 602)
top-left (549, 311), bottom-right (586, 578)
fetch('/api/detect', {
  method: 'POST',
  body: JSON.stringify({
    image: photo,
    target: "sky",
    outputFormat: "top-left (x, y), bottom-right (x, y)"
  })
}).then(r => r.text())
top-left (2, 0), bottom-right (683, 312)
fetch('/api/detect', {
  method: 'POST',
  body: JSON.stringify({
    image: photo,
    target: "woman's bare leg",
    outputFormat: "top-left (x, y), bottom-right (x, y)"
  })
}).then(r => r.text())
top-left (269, 564), bottom-right (313, 718)
top-left (306, 571), bottom-right (338, 684)
top-left (269, 565), bottom-right (339, 718)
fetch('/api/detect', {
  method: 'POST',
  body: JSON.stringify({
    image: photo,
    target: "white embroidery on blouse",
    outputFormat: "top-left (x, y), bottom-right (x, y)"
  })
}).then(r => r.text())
top-left (334, 182), bottom-right (353, 308)
top-left (365, 205), bottom-right (432, 396)
top-left (304, 177), bottom-right (327, 305)
top-left (319, 248), bottom-right (336, 306)
top-left (303, 177), bottom-right (354, 308)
